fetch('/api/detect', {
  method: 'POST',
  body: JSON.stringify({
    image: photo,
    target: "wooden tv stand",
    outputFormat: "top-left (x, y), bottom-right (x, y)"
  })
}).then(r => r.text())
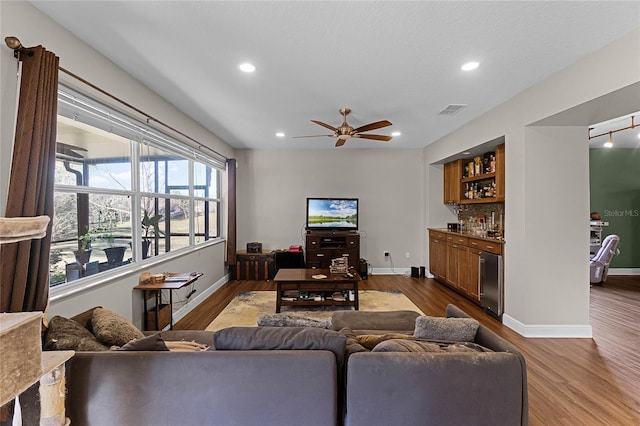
top-left (305, 230), bottom-right (360, 269)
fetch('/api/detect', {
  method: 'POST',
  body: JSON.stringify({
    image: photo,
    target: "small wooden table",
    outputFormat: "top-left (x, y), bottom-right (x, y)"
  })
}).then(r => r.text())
top-left (274, 268), bottom-right (359, 313)
top-left (134, 272), bottom-right (203, 330)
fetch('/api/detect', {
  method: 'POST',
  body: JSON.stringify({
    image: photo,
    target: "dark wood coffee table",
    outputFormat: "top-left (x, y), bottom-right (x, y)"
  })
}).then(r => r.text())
top-left (274, 268), bottom-right (360, 313)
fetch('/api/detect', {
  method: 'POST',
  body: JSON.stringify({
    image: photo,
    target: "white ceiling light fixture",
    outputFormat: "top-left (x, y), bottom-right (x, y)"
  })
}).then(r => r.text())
top-left (391, 131), bottom-right (401, 137)
top-left (603, 132), bottom-right (614, 148)
top-left (461, 61), bottom-right (479, 71)
top-left (239, 62), bottom-right (256, 73)
top-left (275, 132), bottom-right (285, 137)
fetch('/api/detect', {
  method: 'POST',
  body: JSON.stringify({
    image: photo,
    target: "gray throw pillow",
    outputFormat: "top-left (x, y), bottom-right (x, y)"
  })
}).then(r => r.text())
top-left (257, 314), bottom-right (331, 329)
top-left (414, 315), bottom-right (479, 342)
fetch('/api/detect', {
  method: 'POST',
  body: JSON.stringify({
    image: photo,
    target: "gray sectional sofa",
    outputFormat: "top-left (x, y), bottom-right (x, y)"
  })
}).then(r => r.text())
top-left (57, 304), bottom-right (527, 426)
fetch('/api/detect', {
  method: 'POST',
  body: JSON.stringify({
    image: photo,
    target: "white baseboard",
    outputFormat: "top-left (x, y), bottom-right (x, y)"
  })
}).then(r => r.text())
top-left (172, 273), bottom-right (230, 324)
top-left (503, 313), bottom-right (593, 338)
top-left (608, 268), bottom-right (640, 275)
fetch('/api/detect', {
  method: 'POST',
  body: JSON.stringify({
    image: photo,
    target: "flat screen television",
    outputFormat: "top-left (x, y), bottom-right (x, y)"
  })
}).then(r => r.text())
top-left (306, 198), bottom-right (358, 231)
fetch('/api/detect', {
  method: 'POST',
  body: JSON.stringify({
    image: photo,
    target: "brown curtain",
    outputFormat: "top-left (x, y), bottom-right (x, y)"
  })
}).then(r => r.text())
top-left (225, 159), bottom-right (237, 272)
top-left (0, 46), bottom-right (59, 313)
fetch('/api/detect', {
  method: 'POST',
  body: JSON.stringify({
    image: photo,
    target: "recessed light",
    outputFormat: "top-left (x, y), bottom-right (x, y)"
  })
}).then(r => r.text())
top-left (239, 63), bottom-right (256, 73)
top-left (275, 132), bottom-right (285, 137)
top-left (391, 131), bottom-right (401, 137)
top-left (462, 151), bottom-right (471, 155)
top-left (461, 61), bottom-right (479, 71)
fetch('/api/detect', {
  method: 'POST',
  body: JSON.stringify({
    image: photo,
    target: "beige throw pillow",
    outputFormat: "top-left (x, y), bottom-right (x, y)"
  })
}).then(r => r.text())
top-left (91, 307), bottom-right (144, 346)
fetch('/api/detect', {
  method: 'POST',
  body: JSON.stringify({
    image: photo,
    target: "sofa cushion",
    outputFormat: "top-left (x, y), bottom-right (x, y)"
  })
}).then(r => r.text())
top-left (44, 315), bottom-right (108, 351)
top-left (214, 326), bottom-right (346, 365)
top-left (117, 333), bottom-right (169, 351)
top-left (338, 327), bottom-right (369, 358)
top-left (444, 342), bottom-right (494, 353)
top-left (257, 314), bottom-right (331, 329)
top-left (331, 310), bottom-right (420, 333)
top-left (371, 339), bottom-right (493, 353)
top-left (414, 315), bottom-right (479, 342)
top-left (372, 339), bottom-right (443, 353)
top-left (91, 307), bottom-right (145, 346)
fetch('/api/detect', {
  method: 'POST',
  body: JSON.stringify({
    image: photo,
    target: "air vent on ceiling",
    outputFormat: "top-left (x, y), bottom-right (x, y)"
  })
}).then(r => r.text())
top-left (438, 104), bottom-right (468, 115)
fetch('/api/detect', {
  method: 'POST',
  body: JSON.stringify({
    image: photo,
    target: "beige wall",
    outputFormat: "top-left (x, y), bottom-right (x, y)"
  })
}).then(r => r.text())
top-left (235, 148), bottom-right (424, 271)
top-left (424, 28), bottom-right (640, 336)
top-left (0, 1), bottom-right (234, 327)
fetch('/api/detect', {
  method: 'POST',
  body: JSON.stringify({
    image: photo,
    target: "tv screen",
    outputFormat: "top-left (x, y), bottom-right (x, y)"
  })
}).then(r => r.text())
top-left (306, 198), bottom-right (358, 230)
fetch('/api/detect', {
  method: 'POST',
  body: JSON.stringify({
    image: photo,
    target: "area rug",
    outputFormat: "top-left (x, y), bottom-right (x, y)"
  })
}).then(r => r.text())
top-left (206, 290), bottom-right (424, 331)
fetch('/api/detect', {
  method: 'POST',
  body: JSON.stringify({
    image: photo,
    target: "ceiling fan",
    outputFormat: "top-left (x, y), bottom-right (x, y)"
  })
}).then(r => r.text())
top-left (294, 108), bottom-right (393, 147)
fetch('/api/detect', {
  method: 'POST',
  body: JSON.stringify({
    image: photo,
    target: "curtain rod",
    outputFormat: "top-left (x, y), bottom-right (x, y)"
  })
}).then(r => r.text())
top-left (4, 36), bottom-right (229, 162)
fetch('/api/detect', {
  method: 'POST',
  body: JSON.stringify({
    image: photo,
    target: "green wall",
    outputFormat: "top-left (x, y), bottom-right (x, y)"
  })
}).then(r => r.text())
top-left (589, 148), bottom-right (640, 268)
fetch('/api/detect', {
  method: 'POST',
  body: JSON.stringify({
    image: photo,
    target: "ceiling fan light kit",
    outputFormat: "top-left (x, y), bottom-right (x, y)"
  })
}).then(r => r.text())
top-left (294, 107), bottom-right (393, 147)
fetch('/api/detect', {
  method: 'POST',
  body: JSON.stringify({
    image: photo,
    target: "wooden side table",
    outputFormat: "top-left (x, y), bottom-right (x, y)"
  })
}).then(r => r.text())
top-left (134, 272), bottom-right (203, 330)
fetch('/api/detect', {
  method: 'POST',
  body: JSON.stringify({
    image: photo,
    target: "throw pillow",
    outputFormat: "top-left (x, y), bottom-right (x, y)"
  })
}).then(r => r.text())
top-left (257, 314), bottom-right (331, 329)
top-left (371, 339), bottom-right (443, 353)
top-left (117, 333), bottom-right (168, 351)
top-left (356, 333), bottom-right (414, 350)
top-left (44, 315), bottom-right (108, 351)
top-left (414, 315), bottom-right (479, 342)
top-left (91, 307), bottom-right (144, 346)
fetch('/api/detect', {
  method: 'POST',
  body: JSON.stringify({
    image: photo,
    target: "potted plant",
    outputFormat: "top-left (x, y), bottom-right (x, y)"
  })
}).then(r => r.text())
top-left (97, 210), bottom-right (127, 266)
top-left (142, 209), bottom-right (163, 259)
top-left (73, 232), bottom-right (93, 265)
top-left (102, 233), bottom-right (127, 266)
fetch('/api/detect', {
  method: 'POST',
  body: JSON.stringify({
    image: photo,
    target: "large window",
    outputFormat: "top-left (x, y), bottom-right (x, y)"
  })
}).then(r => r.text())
top-left (49, 86), bottom-right (224, 287)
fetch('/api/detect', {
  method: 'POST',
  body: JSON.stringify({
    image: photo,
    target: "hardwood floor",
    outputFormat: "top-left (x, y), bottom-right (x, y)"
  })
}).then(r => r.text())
top-left (176, 274), bottom-right (640, 425)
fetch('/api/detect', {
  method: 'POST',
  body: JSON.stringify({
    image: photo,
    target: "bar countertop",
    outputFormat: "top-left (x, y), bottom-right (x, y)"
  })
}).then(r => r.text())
top-left (428, 228), bottom-right (505, 244)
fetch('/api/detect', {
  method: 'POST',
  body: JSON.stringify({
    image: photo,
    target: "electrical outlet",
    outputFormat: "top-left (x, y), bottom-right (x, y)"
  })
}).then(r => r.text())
top-left (405, 252), bottom-right (410, 259)
top-left (384, 251), bottom-right (390, 258)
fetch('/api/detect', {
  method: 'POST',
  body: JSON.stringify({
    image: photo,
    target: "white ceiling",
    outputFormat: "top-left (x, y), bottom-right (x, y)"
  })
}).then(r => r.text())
top-left (32, 1), bottom-right (640, 150)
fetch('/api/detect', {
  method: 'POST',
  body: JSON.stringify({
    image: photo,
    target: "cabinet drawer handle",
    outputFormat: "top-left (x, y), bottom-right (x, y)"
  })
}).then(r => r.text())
top-left (452, 245), bottom-right (458, 248)
top-left (471, 242), bottom-right (478, 246)
top-left (486, 245), bottom-right (494, 249)
top-left (342, 253), bottom-right (350, 257)
top-left (317, 253), bottom-right (324, 257)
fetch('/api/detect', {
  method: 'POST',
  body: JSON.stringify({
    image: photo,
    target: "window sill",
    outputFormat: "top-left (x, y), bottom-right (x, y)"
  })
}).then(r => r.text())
top-left (49, 238), bottom-right (225, 302)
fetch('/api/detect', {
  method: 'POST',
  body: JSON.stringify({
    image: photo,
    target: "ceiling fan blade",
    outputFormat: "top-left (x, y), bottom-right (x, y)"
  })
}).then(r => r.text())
top-left (356, 134), bottom-right (393, 142)
top-left (311, 120), bottom-right (338, 132)
top-left (335, 138), bottom-right (347, 147)
top-left (291, 135), bottom-right (334, 138)
top-left (353, 120), bottom-right (392, 133)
